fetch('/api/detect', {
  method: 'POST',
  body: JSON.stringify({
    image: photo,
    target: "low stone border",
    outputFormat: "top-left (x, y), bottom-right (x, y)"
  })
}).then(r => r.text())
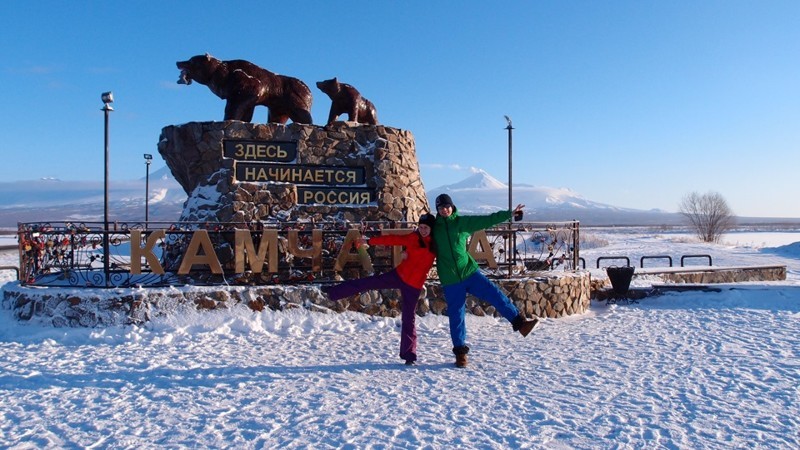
top-left (4, 265), bottom-right (783, 328)
top-left (635, 265), bottom-right (786, 284)
top-left (2, 271), bottom-right (592, 327)
top-left (591, 265), bottom-right (787, 302)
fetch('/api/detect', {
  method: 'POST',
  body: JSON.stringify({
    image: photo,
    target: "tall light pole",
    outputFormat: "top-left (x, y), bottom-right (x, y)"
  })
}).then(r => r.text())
top-left (504, 115), bottom-right (514, 277)
top-left (144, 153), bottom-right (153, 224)
top-left (101, 92), bottom-right (114, 286)
top-left (505, 116), bottom-right (513, 216)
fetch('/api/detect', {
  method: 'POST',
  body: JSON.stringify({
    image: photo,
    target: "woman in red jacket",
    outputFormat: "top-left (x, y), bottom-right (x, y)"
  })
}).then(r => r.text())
top-left (323, 214), bottom-right (437, 365)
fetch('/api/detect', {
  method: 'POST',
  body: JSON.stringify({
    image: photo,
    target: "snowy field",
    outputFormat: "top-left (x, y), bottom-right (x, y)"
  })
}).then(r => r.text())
top-left (0, 229), bottom-right (799, 449)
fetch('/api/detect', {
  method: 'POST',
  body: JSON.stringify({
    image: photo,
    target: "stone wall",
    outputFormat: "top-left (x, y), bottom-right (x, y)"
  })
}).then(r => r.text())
top-left (158, 121), bottom-right (429, 224)
top-left (8, 264), bottom-right (787, 327)
top-left (648, 265), bottom-right (786, 284)
top-left (423, 272), bottom-right (592, 319)
top-left (3, 272), bottom-right (592, 327)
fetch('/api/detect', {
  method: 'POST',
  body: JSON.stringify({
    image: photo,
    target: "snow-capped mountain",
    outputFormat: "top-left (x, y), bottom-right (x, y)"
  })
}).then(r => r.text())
top-left (0, 166), bottom-right (186, 227)
top-left (426, 169), bottom-right (682, 225)
top-left (441, 170), bottom-right (508, 191)
top-left (0, 168), bottom-right (783, 228)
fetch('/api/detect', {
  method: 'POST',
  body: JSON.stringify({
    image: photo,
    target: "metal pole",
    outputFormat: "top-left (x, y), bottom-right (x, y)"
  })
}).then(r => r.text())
top-left (507, 122), bottom-right (513, 217)
top-left (145, 159), bottom-right (151, 223)
top-left (104, 108), bottom-right (110, 230)
top-left (505, 116), bottom-right (514, 278)
top-left (101, 92), bottom-right (113, 287)
top-left (103, 107), bottom-right (110, 286)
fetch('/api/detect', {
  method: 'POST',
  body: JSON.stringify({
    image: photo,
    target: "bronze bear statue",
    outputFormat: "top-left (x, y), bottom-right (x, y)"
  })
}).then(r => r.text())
top-left (316, 78), bottom-right (378, 125)
top-left (177, 54), bottom-right (313, 124)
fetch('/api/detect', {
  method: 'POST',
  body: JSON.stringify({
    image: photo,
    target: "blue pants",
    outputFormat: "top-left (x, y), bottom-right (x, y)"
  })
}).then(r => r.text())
top-left (443, 271), bottom-right (520, 348)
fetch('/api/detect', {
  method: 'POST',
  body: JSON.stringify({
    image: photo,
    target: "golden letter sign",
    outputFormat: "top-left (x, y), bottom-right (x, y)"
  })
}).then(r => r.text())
top-left (129, 228), bottom-right (493, 276)
top-left (297, 187), bottom-right (374, 205)
top-left (224, 140), bottom-right (296, 162)
top-left (225, 139), bottom-right (375, 206)
top-left (235, 163), bottom-right (365, 185)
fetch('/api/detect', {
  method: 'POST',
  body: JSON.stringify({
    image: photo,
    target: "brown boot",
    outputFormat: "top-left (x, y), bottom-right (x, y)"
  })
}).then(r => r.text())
top-left (453, 346), bottom-right (469, 368)
top-left (512, 314), bottom-right (539, 337)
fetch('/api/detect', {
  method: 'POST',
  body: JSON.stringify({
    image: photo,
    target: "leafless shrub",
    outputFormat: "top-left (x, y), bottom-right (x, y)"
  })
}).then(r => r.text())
top-left (679, 191), bottom-right (736, 243)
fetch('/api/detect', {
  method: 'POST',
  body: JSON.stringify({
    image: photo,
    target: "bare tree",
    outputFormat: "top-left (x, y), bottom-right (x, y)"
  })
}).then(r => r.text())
top-left (679, 191), bottom-right (736, 243)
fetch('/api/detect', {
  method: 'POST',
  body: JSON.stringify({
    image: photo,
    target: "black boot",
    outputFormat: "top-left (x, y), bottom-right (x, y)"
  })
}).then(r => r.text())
top-left (512, 314), bottom-right (539, 337)
top-left (402, 352), bottom-right (417, 366)
top-left (453, 345), bottom-right (469, 368)
top-left (320, 285), bottom-right (331, 297)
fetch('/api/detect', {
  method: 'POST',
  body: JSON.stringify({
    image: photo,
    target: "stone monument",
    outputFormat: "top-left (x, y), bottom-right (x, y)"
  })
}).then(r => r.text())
top-left (158, 120), bottom-right (429, 224)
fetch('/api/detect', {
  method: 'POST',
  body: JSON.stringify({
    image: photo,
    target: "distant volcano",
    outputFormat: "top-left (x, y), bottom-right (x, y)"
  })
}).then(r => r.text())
top-left (440, 169), bottom-right (508, 190)
top-left (426, 169), bottom-right (681, 225)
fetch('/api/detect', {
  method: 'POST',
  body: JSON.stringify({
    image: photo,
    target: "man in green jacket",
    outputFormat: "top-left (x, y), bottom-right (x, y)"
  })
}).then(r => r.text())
top-left (433, 194), bottom-right (538, 368)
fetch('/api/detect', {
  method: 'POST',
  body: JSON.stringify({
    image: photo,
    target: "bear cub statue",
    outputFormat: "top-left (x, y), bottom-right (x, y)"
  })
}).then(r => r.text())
top-left (177, 53), bottom-right (313, 125)
top-left (316, 78), bottom-right (378, 126)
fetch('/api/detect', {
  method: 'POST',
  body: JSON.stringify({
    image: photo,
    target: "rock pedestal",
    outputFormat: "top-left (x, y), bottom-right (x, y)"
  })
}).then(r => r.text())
top-left (158, 121), bottom-right (429, 224)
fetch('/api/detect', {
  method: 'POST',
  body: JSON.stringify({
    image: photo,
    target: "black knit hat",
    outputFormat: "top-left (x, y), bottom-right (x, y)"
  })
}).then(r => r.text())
top-left (418, 213), bottom-right (436, 228)
top-left (435, 194), bottom-right (454, 210)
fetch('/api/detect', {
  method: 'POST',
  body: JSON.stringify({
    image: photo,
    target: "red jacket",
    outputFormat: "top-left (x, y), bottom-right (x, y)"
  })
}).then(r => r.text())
top-left (368, 231), bottom-right (435, 289)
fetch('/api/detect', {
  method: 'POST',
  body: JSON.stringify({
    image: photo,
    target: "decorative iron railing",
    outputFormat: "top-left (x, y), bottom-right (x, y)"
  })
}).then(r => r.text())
top-left (15, 220), bottom-right (580, 288)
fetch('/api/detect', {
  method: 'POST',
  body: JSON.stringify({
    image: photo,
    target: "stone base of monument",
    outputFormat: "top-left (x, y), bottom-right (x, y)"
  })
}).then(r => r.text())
top-left (159, 121), bottom-right (429, 224)
top-left (2, 272), bottom-right (591, 327)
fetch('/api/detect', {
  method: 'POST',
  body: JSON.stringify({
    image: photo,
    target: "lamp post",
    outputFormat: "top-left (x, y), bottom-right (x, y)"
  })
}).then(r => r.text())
top-left (101, 92), bottom-right (113, 286)
top-left (504, 116), bottom-right (513, 218)
top-left (144, 153), bottom-right (152, 225)
top-left (504, 116), bottom-right (514, 277)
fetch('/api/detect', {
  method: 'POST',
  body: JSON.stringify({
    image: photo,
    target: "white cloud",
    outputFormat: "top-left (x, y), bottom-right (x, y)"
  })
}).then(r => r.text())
top-left (159, 81), bottom-right (184, 90)
top-left (5, 65), bottom-right (59, 75)
top-left (420, 163), bottom-right (480, 172)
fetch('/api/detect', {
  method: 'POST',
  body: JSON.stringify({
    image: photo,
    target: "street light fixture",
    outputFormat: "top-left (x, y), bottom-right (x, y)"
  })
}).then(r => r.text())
top-left (144, 153), bottom-right (153, 224)
top-left (101, 92), bottom-right (113, 286)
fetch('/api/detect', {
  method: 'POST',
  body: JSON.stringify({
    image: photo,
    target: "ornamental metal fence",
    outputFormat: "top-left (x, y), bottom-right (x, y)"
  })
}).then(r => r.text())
top-left (14, 220), bottom-right (580, 288)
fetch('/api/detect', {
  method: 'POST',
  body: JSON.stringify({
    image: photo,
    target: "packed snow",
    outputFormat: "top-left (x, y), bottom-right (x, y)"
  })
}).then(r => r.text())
top-left (0, 229), bottom-right (799, 449)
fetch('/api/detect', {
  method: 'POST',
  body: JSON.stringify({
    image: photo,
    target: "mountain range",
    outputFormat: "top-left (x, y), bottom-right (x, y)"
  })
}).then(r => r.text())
top-left (0, 167), bottom-right (185, 227)
top-left (428, 171), bottom-right (799, 225)
top-left (0, 168), bottom-right (793, 228)
top-left (426, 170), bottom-right (684, 225)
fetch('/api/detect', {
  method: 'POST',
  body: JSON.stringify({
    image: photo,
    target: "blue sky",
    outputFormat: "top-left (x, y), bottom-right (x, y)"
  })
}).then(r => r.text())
top-left (1, 1), bottom-right (798, 218)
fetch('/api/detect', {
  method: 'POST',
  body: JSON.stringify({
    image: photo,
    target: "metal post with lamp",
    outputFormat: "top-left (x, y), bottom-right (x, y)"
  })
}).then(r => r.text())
top-left (101, 92), bottom-right (113, 286)
top-left (144, 153), bottom-right (152, 225)
top-left (504, 115), bottom-right (514, 277)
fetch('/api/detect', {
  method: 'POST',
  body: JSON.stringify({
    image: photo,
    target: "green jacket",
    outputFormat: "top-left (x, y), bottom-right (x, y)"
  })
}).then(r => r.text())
top-left (433, 207), bottom-right (512, 286)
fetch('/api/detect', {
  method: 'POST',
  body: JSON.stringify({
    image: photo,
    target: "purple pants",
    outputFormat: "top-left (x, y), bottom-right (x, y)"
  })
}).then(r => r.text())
top-left (326, 270), bottom-right (420, 362)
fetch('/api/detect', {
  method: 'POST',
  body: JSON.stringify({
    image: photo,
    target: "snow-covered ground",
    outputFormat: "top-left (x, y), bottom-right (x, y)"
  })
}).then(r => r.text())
top-left (0, 230), bottom-right (799, 449)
